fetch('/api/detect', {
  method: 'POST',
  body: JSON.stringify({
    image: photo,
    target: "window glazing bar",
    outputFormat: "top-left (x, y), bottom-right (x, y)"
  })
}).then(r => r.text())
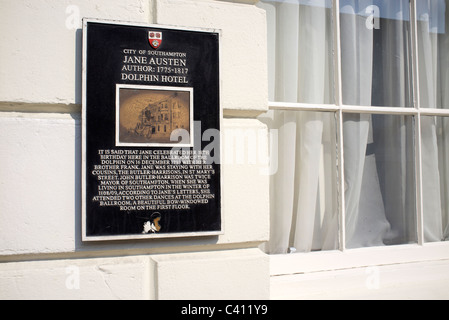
top-left (268, 101), bottom-right (338, 112)
top-left (333, 0), bottom-right (346, 251)
top-left (340, 105), bottom-right (418, 115)
top-left (419, 109), bottom-right (449, 116)
top-left (410, 0), bottom-right (424, 245)
top-left (268, 102), bottom-right (422, 116)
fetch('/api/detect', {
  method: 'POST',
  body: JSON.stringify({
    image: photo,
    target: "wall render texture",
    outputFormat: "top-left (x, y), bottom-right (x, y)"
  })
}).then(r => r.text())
top-left (0, 0), bottom-right (270, 299)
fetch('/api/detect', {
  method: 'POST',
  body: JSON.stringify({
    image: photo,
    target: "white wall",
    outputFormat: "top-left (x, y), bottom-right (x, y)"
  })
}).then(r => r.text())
top-left (0, 0), bottom-right (270, 299)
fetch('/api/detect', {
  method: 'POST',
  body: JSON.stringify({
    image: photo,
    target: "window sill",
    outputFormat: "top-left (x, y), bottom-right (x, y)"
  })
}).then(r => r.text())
top-left (270, 242), bottom-right (449, 276)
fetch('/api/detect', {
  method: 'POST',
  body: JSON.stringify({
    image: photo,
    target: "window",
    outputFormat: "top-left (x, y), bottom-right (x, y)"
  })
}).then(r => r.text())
top-left (258, 0), bottom-right (449, 259)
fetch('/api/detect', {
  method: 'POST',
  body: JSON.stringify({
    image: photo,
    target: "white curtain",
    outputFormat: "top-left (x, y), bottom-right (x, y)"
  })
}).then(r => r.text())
top-left (342, 0), bottom-right (416, 248)
top-left (258, 0), bottom-right (338, 254)
top-left (417, 0), bottom-right (449, 242)
top-left (259, 0), bottom-right (449, 253)
top-left (340, 1), bottom-right (391, 248)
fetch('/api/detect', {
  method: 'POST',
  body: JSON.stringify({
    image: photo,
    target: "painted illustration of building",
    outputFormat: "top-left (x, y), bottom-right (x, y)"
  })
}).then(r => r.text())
top-left (130, 94), bottom-right (190, 143)
top-left (118, 87), bottom-right (192, 146)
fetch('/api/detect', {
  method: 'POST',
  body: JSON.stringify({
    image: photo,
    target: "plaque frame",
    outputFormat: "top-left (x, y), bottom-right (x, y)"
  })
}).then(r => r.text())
top-left (81, 18), bottom-right (223, 241)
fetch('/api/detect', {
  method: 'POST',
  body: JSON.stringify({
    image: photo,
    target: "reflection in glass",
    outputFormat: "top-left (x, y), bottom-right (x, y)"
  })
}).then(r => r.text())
top-left (340, 0), bottom-right (413, 107)
top-left (343, 114), bottom-right (416, 248)
top-left (417, 0), bottom-right (449, 109)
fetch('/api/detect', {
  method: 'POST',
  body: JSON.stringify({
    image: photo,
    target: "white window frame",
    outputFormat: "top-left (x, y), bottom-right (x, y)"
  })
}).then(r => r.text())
top-left (268, 0), bottom-right (449, 276)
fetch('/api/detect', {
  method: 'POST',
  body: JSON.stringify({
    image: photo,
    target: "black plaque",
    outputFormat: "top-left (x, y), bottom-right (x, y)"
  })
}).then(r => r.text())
top-left (82, 19), bottom-right (221, 241)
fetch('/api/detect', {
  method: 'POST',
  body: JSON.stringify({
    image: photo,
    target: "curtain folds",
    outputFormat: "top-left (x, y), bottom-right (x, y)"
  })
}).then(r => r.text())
top-left (258, 0), bottom-right (449, 254)
top-left (259, 0), bottom-right (337, 254)
top-left (417, 0), bottom-right (449, 242)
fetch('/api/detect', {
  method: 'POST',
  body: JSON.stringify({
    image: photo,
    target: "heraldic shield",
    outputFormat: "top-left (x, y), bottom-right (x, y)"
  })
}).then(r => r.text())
top-left (148, 31), bottom-right (162, 49)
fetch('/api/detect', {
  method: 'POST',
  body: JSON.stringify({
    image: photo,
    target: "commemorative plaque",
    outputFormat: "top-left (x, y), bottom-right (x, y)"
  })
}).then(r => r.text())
top-left (82, 19), bottom-right (221, 241)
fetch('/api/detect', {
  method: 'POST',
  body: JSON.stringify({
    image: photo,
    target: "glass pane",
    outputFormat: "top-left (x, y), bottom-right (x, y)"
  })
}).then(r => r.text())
top-left (340, 0), bottom-right (413, 107)
top-left (258, 110), bottom-right (338, 254)
top-left (417, 0), bottom-right (449, 109)
top-left (343, 114), bottom-right (416, 248)
top-left (257, 0), bottom-right (334, 104)
top-left (422, 116), bottom-right (449, 242)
